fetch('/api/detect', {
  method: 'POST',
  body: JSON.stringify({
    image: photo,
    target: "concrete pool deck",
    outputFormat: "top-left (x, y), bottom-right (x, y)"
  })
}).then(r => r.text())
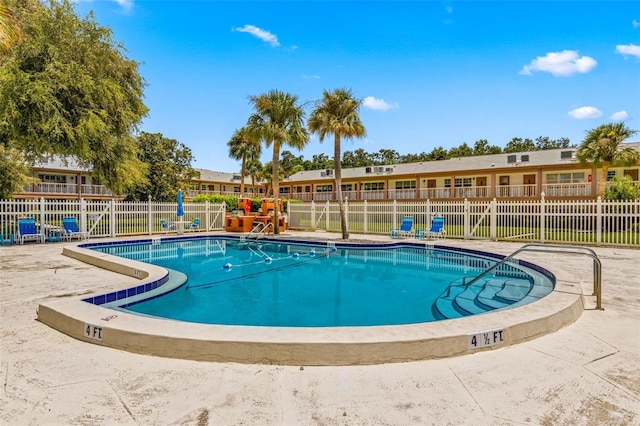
top-left (1, 232), bottom-right (639, 425)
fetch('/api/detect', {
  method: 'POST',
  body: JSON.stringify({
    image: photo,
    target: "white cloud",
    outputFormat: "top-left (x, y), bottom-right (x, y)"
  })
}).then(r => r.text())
top-left (615, 44), bottom-right (640, 58)
top-left (114, 0), bottom-right (133, 9)
top-left (234, 25), bottom-right (280, 47)
top-left (302, 74), bottom-right (320, 80)
top-left (362, 96), bottom-right (398, 111)
top-left (520, 50), bottom-right (597, 76)
top-left (633, 19), bottom-right (639, 29)
top-left (568, 106), bottom-right (602, 119)
top-left (611, 110), bottom-right (629, 121)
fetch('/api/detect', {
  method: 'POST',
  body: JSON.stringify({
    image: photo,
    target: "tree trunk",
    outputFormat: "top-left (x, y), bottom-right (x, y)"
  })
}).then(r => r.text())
top-left (334, 134), bottom-right (348, 239)
top-left (272, 142), bottom-right (280, 235)
top-left (599, 163), bottom-right (610, 198)
top-left (240, 155), bottom-right (246, 196)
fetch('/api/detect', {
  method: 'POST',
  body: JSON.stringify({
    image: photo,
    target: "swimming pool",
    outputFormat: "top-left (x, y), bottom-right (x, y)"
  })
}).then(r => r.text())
top-left (89, 237), bottom-right (555, 327)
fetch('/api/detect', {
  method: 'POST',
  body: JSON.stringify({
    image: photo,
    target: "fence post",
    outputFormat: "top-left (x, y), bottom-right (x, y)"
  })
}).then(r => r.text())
top-left (205, 201), bottom-right (211, 231)
top-left (363, 200), bottom-right (368, 234)
top-left (110, 199), bottom-right (116, 238)
top-left (540, 193), bottom-right (546, 244)
top-left (596, 196), bottom-right (602, 246)
top-left (80, 198), bottom-right (87, 233)
top-left (39, 198), bottom-right (46, 238)
top-left (310, 201), bottom-right (316, 230)
top-left (148, 197), bottom-right (153, 235)
top-left (393, 199), bottom-right (397, 230)
top-left (344, 198), bottom-right (349, 232)
top-left (490, 198), bottom-right (497, 241)
top-left (326, 200), bottom-right (330, 231)
top-left (464, 198), bottom-right (470, 239)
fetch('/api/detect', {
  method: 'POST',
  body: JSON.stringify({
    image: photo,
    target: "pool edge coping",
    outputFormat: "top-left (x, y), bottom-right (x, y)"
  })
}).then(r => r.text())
top-left (36, 235), bottom-right (585, 366)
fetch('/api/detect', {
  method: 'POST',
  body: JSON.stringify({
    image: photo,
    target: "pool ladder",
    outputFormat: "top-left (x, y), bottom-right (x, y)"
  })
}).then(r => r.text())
top-left (247, 221), bottom-right (273, 241)
top-left (448, 243), bottom-right (603, 310)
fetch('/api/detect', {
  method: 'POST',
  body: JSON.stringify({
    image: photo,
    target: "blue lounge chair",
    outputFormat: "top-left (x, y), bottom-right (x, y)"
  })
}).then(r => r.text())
top-left (62, 217), bottom-right (90, 241)
top-left (185, 218), bottom-right (200, 232)
top-left (390, 217), bottom-right (413, 238)
top-left (17, 218), bottom-right (45, 245)
top-left (160, 219), bottom-right (177, 233)
top-left (427, 217), bottom-right (446, 239)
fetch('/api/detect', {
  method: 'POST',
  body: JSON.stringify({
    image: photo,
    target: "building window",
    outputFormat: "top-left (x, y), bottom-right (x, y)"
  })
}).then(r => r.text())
top-left (395, 180), bottom-right (416, 189)
top-left (606, 171), bottom-right (616, 181)
top-left (546, 173), bottom-right (585, 184)
top-left (279, 187), bottom-right (290, 194)
top-left (507, 155), bottom-right (517, 164)
top-left (341, 184), bottom-right (353, 191)
top-left (454, 178), bottom-right (472, 187)
top-left (38, 174), bottom-right (67, 183)
top-left (316, 184), bottom-right (333, 192)
top-left (363, 182), bottom-right (384, 190)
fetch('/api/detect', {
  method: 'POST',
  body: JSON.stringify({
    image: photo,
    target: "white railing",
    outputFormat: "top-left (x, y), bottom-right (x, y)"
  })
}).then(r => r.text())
top-left (0, 198), bottom-right (226, 240)
top-left (542, 183), bottom-right (591, 197)
top-left (287, 197), bottom-right (640, 247)
top-left (21, 182), bottom-right (114, 196)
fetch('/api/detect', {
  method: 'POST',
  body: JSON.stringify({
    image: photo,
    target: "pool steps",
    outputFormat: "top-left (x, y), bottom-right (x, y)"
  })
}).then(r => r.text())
top-left (433, 276), bottom-right (535, 319)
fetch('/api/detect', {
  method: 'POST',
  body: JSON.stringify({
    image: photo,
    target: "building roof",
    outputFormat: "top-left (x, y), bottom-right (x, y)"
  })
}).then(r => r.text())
top-left (286, 143), bottom-right (640, 182)
top-left (194, 168), bottom-right (264, 185)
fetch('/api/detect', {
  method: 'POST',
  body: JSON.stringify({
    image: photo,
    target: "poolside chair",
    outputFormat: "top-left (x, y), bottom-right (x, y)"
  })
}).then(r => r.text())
top-left (427, 217), bottom-right (446, 239)
top-left (62, 217), bottom-right (90, 241)
top-left (160, 219), bottom-right (177, 233)
top-left (390, 217), bottom-right (413, 239)
top-left (17, 218), bottom-right (45, 245)
top-left (185, 218), bottom-right (200, 232)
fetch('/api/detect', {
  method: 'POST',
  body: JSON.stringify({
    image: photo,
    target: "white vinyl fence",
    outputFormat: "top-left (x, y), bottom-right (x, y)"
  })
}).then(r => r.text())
top-left (0, 198), bottom-right (226, 241)
top-left (288, 196), bottom-right (640, 247)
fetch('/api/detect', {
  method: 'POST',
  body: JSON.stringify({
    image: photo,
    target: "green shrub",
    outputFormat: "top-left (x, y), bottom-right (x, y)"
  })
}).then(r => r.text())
top-left (605, 176), bottom-right (639, 201)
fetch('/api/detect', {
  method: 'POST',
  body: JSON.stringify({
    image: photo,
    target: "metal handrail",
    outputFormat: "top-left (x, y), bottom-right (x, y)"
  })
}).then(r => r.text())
top-left (247, 221), bottom-right (273, 241)
top-left (462, 243), bottom-right (602, 310)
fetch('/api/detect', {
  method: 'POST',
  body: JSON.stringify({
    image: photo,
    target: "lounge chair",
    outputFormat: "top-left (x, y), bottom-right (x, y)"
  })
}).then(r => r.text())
top-left (390, 217), bottom-right (413, 239)
top-left (185, 218), bottom-right (200, 232)
top-left (17, 218), bottom-right (45, 245)
top-left (427, 216), bottom-right (446, 239)
top-left (62, 217), bottom-right (90, 241)
top-left (160, 219), bottom-right (177, 233)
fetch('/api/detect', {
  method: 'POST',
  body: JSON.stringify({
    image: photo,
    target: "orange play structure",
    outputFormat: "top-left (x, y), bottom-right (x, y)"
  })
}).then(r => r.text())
top-left (225, 198), bottom-right (287, 233)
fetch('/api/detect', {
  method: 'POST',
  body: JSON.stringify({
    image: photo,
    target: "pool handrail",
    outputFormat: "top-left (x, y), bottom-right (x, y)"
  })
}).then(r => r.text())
top-left (461, 243), bottom-right (602, 310)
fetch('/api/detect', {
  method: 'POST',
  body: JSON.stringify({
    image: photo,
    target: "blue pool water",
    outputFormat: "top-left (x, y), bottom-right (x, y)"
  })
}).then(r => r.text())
top-left (89, 237), bottom-right (555, 327)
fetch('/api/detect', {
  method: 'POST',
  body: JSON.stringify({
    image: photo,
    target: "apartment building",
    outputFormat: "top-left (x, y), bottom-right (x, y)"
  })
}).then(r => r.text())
top-left (13, 144), bottom-right (639, 201)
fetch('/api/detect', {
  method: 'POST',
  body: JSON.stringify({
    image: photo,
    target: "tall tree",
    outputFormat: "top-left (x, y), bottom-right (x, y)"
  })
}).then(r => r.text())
top-left (0, 2), bottom-right (23, 57)
top-left (0, 0), bottom-right (148, 194)
top-left (373, 148), bottom-right (400, 165)
top-left (280, 150), bottom-right (304, 177)
top-left (473, 139), bottom-right (502, 156)
top-left (447, 142), bottom-right (474, 158)
top-left (308, 88), bottom-right (366, 240)
top-left (227, 126), bottom-right (261, 195)
top-left (245, 156), bottom-right (263, 196)
top-left (535, 136), bottom-right (572, 150)
top-left (0, 145), bottom-right (36, 198)
top-left (247, 90), bottom-right (309, 234)
top-left (504, 137), bottom-right (537, 153)
top-left (127, 132), bottom-right (196, 202)
top-left (577, 123), bottom-right (639, 197)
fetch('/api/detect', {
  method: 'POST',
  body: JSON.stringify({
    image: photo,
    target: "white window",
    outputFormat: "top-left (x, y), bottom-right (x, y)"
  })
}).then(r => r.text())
top-left (395, 180), bottom-right (416, 189)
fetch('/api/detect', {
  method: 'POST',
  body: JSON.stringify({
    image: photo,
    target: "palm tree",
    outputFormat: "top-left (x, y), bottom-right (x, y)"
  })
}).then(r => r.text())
top-left (227, 126), bottom-right (261, 196)
top-left (247, 90), bottom-right (309, 234)
top-left (245, 156), bottom-right (263, 196)
top-left (308, 88), bottom-right (366, 239)
top-left (577, 123), bottom-right (639, 197)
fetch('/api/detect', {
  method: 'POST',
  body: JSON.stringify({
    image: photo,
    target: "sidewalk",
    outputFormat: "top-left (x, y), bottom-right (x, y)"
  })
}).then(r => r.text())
top-left (1, 233), bottom-right (638, 425)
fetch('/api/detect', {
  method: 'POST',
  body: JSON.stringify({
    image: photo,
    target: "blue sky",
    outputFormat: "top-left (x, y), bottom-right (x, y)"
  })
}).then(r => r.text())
top-left (74, 1), bottom-right (640, 173)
